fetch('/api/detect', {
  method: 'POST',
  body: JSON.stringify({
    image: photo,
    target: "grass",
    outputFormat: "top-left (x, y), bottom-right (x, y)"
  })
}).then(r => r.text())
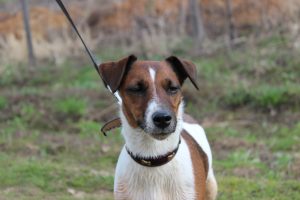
top-left (218, 176), bottom-right (300, 200)
top-left (0, 96), bottom-right (7, 109)
top-left (269, 122), bottom-right (300, 151)
top-left (221, 84), bottom-right (299, 109)
top-left (0, 154), bottom-right (114, 192)
top-left (54, 98), bottom-right (87, 117)
top-left (0, 34), bottom-right (299, 199)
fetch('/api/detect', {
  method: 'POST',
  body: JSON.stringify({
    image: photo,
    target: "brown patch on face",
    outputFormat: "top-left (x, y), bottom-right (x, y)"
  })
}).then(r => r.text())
top-left (119, 60), bottom-right (183, 130)
top-left (182, 130), bottom-right (208, 200)
top-left (119, 61), bottom-right (155, 128)
top-left (154, 61), bottom-right (183, 116)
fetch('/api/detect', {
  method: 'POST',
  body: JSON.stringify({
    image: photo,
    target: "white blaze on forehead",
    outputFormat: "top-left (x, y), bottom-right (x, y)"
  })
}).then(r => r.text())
top-left (149, 67), bottom-right (156, 83)
top-left (144, 67), bottom-right (158, 131)
top-left (148, 66), bottom-right (157, 98)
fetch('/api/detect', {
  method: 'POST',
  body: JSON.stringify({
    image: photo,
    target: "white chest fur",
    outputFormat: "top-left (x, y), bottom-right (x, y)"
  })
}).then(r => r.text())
top-left (113, 102), bottom-right (213, 200)
top-left (114, 139), bottom-right (195, 200)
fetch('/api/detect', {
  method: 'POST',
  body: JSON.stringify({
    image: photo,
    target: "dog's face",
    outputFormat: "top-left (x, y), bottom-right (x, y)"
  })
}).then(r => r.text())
top-left (119, 61), bottom-right (182, 140)
top-left (99, 55), bottom-right (199, 140)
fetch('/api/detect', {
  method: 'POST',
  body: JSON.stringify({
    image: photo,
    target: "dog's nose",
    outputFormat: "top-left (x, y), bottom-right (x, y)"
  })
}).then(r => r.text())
top-left (152, 111), bottom-right (172, 129)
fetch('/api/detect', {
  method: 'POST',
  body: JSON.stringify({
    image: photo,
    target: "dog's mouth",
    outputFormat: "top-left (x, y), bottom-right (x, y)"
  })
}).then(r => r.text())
top-left (150, 132), bottom-right (172, 140)
top-left (137, 120), bottom-right (176, 140)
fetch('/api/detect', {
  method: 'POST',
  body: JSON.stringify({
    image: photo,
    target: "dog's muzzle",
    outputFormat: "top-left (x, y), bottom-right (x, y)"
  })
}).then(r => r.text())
top-left (141, 109), bottom-right (176, 140)
top-left (152, 111), bottom-right (172, 129)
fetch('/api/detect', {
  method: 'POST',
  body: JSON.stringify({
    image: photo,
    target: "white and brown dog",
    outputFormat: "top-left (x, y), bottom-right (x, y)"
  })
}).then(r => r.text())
top-left (100, 55), bottom-right (217, 200)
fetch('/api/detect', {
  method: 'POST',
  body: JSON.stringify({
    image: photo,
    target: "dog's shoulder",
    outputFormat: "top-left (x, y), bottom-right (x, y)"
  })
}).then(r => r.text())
top-left (181, 122), bottom-right (209, 178)
top-left (183, 113), bottom-right (199, 124)
top-left (182, 113), bottom-right (213, 174)
top-left (181, 114), bottom-right (209, 198)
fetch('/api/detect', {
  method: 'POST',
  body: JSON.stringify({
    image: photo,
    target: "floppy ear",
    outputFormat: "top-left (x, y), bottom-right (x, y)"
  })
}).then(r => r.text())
top-left (98, 55), bottom-right (137, 93)
top-left (166, 56), bottom-right (199, 90)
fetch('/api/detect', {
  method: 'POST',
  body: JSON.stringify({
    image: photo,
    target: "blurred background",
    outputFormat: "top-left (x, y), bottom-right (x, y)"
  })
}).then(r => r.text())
top-left (0, 0), bottom-right (299, 199)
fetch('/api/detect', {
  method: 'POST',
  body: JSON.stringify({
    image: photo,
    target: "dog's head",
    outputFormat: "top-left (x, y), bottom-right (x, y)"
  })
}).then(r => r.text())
top-left (99, 55), bottom-right (199, 140)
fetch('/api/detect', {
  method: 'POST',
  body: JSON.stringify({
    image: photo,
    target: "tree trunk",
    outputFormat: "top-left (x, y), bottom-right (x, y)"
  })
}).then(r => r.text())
top-left (20, 0), bottom-right (36, 66)
top-left (225, 0), bottom-right (236, 49)
top-left (187, 0), bottom-right (205, 53)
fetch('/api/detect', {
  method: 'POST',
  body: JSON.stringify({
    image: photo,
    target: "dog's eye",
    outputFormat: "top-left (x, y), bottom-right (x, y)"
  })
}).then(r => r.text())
top-left (126, 83), bottom-right (147, 95)
top-left (166, 85), bottom-right (180, 95)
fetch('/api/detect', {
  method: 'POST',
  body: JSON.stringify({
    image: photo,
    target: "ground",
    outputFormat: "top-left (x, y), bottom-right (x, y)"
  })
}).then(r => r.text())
top-left (0, 34), bottom-right (300, 199)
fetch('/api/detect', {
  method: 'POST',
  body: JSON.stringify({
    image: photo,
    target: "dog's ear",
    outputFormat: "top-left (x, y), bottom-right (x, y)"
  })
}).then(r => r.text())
top-left (166, 56), bottom-right (199, 90)
top-left (99, 55), bottom-right (137, 93)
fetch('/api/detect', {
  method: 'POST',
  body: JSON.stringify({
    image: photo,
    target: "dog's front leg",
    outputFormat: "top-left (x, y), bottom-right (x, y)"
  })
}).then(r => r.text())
top-left (114, 182), bottom-right (130, 200)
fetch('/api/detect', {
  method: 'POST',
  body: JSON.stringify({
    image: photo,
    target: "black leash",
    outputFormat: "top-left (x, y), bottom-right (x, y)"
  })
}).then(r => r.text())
top-left (55, 0), bottom-right (104, 82)
top-left (55, 0), bottom-right (122, 136)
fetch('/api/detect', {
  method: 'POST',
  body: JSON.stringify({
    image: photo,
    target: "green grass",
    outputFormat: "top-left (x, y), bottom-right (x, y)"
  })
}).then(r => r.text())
top-left (0, 154), bottom-right (114, 192)
top-left (20, 103), bottom-right (39, 122)
top-left (218, 176), bottom-right (300, 200)
top-left (221, 84), bottom-right (299, 109)
top-left (54, 98), bottom-right (87, 117)
top-left (270, 122), bottom-right (300, 151)
top-left (0, 34), bottom-right (299, 199)
top-left (216, 150), bottom-right (262, 170)
top-left (0, 96), bottom-right (7, 109)
top-left (77, 120), bottom-right (101, 136)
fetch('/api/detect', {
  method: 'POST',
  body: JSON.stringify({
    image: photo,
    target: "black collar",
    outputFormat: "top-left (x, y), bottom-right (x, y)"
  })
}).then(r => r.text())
top-left (125, 138), bottom-right (181, 167)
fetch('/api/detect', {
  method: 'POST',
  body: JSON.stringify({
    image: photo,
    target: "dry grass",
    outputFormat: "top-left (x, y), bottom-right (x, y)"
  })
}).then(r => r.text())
top-left (1, 0), bottom-right (300, 65)
top-left (0, 25), bottom-right (103, 65)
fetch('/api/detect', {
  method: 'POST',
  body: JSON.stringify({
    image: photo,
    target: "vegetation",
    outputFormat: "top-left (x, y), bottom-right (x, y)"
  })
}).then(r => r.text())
top-left (0, 35), bottom-right (299, 199)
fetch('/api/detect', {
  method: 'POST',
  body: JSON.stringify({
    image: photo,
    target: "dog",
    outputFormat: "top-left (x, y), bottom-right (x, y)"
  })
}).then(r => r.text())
top-left (99, 55), bottom-right (217, 200)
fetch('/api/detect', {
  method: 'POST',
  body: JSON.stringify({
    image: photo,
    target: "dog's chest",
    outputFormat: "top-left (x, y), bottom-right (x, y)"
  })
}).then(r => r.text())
top-left (114, 140), bottom-right (195, 200)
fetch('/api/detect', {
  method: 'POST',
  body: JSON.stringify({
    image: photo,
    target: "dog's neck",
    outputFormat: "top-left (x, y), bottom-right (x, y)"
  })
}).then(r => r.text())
top-left (119, 101), bottom-right (184, 158)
